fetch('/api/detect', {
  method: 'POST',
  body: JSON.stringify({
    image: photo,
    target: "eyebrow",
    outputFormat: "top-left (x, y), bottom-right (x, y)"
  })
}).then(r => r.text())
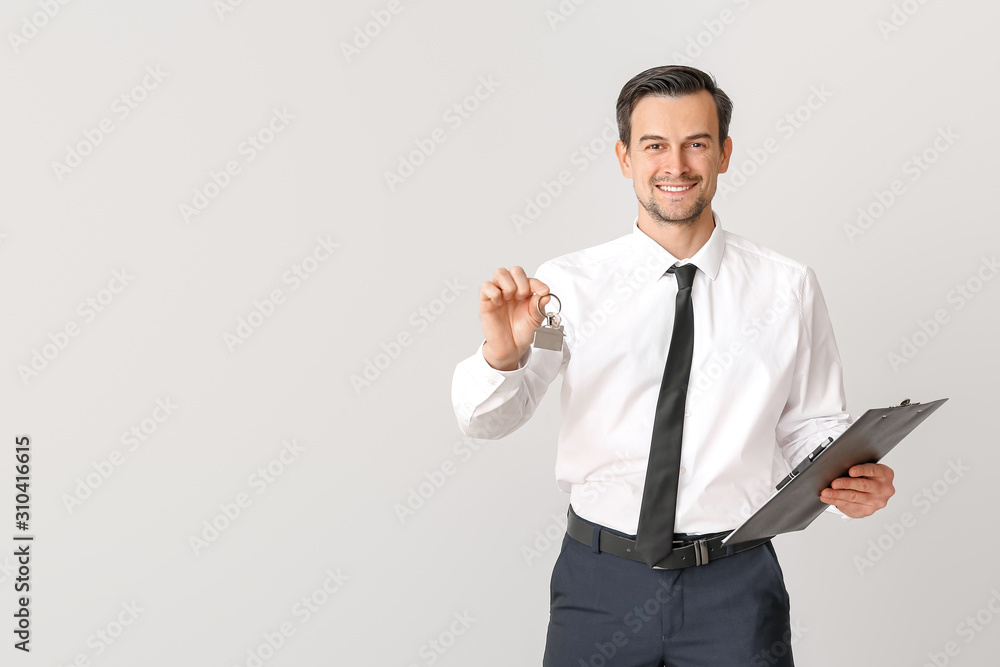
top-left (638, 133), bottom-right (713, 143)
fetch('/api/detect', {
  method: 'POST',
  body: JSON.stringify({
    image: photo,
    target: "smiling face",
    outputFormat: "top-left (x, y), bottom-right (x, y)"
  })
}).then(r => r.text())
top-left (615, 91), bottom-right (732, 231)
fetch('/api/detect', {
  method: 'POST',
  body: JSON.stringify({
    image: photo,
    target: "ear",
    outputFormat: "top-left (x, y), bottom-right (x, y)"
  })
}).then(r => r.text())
top-left (718, 136), bottom-right (733, 174)
top-left (615, 140), bottom-right (632, 179)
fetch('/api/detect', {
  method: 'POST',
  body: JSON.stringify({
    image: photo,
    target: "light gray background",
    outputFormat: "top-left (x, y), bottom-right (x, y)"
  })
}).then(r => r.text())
top-left (1, 1), bottom-right (997, 665)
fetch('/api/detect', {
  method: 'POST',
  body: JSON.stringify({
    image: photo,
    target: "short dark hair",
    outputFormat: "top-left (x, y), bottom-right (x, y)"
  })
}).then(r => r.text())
top-left (616, 65), bottom-right (733, 150)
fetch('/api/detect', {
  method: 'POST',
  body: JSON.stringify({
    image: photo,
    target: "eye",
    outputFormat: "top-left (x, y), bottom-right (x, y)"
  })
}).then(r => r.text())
top-left (647, 143), bottom-right (661, 150)
top-left (690, 142), bottom-right (704, 148)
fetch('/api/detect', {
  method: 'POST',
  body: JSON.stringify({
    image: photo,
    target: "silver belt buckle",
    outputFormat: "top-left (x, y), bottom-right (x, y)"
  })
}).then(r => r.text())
top-left (651, 538), bottom-right (711, 569)
top-left (693, 538), bottom-right (709, 566)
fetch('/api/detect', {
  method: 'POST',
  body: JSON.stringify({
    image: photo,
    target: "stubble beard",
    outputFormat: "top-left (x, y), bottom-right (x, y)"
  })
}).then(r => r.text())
top-left (638, 180), bottom-right (711, 227)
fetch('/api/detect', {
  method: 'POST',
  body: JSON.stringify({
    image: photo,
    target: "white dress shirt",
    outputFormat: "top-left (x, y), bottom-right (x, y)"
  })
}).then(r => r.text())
top-left (451, 211), bottom-right (851, 535)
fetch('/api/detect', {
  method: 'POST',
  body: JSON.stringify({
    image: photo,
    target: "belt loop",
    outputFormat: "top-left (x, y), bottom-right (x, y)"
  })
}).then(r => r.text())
top-left (726, 544), bottom-right (735, 557)
top-left (592, 525), bottom-right (601, 554)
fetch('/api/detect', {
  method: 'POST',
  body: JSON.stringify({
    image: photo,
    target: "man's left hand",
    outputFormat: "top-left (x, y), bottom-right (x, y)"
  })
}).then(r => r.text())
top-left (819, 463), bottom-right (895, 518)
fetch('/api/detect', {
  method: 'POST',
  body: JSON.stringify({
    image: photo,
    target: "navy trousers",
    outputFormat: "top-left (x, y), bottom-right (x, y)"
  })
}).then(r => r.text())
top-left (542, 513), bottom-right (794, 667)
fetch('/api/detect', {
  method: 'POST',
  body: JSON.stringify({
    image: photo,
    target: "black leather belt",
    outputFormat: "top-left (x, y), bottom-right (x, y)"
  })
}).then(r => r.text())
top-left (566, 507), bottom-right (771, 569)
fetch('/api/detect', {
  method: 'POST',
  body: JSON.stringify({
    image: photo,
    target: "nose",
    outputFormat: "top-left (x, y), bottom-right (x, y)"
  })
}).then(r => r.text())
top-left (658, 148), bottom-right (690, 181)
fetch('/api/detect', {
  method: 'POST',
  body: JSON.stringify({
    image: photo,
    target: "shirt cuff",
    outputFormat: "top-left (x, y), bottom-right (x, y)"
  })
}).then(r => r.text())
top-left (475, 340), bottom-right (533, 376)
top-left (452, 342), bottom-right (532, 425)
top-left (824, 503), bottom-right (852, 520)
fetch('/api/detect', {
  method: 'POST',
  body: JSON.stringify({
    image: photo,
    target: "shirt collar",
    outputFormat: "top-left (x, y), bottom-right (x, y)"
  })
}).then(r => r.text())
top-left (629, 210), bottom-right (726, 281)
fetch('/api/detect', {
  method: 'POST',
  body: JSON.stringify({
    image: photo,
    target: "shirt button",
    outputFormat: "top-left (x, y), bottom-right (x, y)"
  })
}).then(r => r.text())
top-left (684, 409), bottom-right (691, 418)
top-left (488, 377), bottom-right (498, 386)
top-left (679, 467), bottom-right (687, 475)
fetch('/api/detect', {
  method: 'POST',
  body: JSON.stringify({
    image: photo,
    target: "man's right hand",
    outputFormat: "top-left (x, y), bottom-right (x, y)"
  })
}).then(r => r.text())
top-left (479, 267), bottom-right (551, 371)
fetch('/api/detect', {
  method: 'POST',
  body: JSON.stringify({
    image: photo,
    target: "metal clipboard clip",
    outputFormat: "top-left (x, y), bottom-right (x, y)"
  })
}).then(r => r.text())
top-left (776, 436), bottom-right (835, 491)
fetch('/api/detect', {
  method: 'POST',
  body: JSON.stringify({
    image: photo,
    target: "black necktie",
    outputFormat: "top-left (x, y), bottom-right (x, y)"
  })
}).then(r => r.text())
top-left (635, 263), bottom-right (697, 568)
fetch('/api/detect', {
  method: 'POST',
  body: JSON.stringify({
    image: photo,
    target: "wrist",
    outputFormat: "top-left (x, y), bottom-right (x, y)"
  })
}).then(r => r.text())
top-left (482, 342), bottom-right (521, 371)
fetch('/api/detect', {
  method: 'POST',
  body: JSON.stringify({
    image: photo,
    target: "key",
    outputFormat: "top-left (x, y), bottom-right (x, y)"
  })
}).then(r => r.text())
top-left (532, 294), bottom-right (564, 351)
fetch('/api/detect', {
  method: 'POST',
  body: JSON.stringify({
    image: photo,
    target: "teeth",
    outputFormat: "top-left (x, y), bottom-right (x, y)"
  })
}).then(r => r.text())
top-left (658, 184), bottom-right (693, 192)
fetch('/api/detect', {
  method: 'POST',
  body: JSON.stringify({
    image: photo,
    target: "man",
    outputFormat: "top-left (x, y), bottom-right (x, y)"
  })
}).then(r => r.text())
top-left (451, 65), bottom-right (894, 666)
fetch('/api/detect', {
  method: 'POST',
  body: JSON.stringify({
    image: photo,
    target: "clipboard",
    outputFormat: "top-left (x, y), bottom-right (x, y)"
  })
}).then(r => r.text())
top-left (722, 398), bottom-right (948, 546)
